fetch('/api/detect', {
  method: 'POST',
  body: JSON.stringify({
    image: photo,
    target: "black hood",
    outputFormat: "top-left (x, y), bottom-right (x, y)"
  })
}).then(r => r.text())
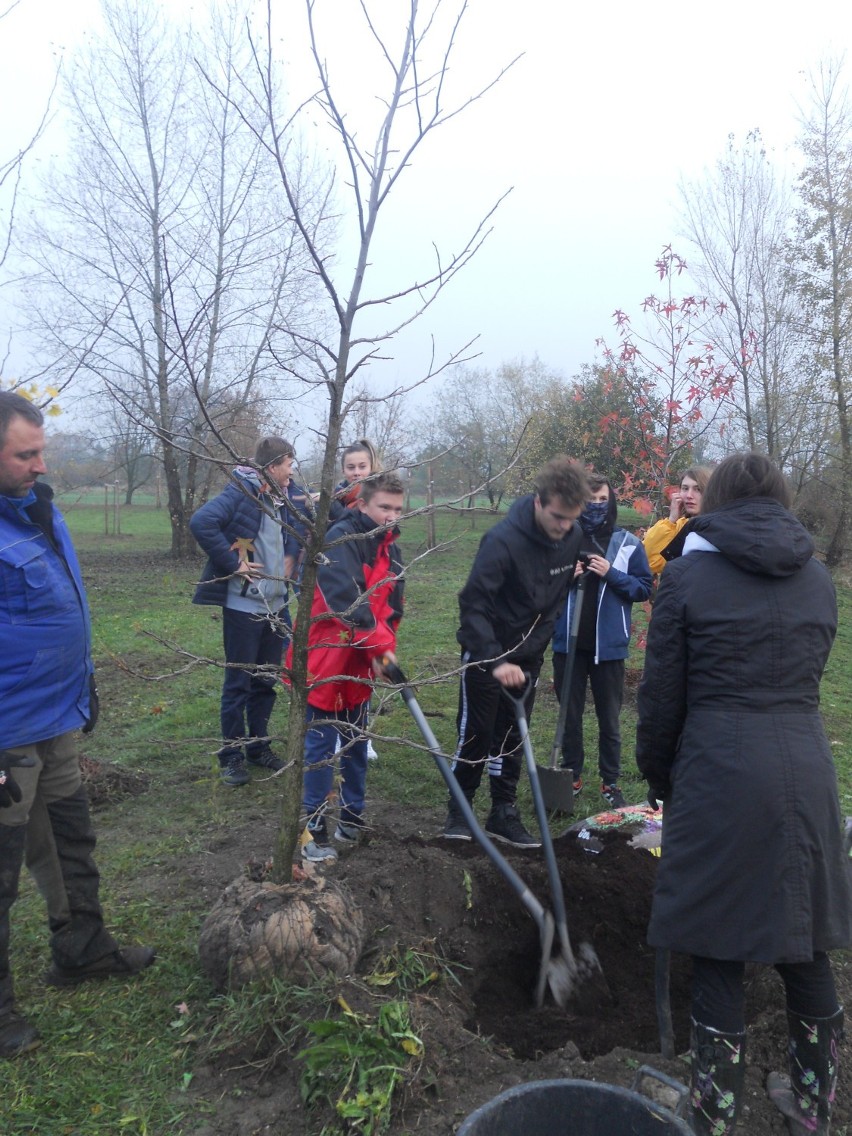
top-left (578, 483), bottom-right (618, 546)
top-left (690, 498), bottom-right (814, 577)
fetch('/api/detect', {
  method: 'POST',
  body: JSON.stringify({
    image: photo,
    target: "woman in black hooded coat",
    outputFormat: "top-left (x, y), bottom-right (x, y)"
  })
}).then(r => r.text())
top-left (636, 452), bottom-right (852, 1136)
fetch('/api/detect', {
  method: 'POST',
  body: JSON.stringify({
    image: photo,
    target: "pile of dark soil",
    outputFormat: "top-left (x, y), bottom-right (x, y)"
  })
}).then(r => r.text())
top-left (80, 755), bottom-right (150, 808)
top-left (167, 797), bottom-right (851, 1136)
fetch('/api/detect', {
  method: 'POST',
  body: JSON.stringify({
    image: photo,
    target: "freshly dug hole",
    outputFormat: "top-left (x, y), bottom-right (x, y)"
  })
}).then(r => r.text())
top-left (198, 873), bottom-right (365, 991)
top-left (336, 825), bottom-right (693, 1060)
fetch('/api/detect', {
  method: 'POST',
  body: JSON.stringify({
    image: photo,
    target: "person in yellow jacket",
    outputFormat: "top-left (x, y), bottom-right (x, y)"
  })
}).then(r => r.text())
top-left (643, 467), bottom-right (712, 574)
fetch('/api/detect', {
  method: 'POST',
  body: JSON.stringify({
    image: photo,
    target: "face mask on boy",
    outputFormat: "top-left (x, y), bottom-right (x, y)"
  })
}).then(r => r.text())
top-left (580, 500), bottom-right (609, 535)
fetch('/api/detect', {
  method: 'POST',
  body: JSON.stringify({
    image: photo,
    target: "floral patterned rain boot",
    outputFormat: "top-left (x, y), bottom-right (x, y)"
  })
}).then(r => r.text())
top-left (688, 1018), bottom-right (746, 1135)
top-left (767, 1007), bottom-right (844, 1134)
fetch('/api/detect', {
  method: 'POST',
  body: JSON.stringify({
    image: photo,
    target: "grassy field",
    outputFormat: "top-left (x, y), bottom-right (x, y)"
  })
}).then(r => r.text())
top-left (3, 497), bottom-right (852, 1133)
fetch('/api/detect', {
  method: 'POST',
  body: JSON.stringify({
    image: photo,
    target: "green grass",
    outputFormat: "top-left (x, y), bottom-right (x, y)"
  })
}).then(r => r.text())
top-left (4, 497), bottom-right (852, 1134)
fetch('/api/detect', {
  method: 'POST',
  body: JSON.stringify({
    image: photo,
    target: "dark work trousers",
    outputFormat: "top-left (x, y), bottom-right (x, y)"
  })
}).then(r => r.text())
top-left (451, 656), bottom-right (538, 808)
top-left (553, 649), bottom-right (624, 785)
top-left (691, 953), bottom-right (839, 1033)
top-left (220, 606), bottom-right (288, 762)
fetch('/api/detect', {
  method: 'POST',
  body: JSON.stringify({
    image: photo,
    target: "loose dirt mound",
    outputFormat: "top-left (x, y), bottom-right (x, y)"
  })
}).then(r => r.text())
top-left (80, 755), bottom-right (150, 808)
top-left (182, 800), bottom-right (851, 1135)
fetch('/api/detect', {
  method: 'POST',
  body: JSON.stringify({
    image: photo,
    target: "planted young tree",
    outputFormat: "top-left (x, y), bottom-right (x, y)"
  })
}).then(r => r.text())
top-left (593, 246), bottom-right (739, 514)
top-left (215, 0), bottom-right (515, 885)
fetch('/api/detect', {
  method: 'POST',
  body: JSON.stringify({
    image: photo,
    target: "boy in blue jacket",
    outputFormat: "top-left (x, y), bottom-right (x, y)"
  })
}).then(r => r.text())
top-left (552, 474), bottom-right (652, 808)
top-left (190, 437), bottom-right (312, 786)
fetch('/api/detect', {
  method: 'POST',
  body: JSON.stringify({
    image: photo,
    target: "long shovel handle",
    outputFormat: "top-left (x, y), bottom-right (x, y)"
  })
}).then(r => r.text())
top-left (656, 948), bottom-right (675, 1058)
top-left (653, 798), bottom-right (675, 1058)
top-left (550, 572), bottom-right (588, 770)
top-left (381, 661), bottom-right (548, 930)
top-left (504, 683), bottom-right (574, 965)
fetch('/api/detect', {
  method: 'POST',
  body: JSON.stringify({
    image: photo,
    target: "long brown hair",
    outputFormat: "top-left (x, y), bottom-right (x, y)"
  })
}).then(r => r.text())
top-left (702, 452), bottom-right (791, 512)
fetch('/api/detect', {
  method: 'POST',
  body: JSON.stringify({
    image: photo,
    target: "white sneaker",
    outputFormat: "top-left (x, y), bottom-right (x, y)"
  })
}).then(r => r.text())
top-left (301, 840), bottom-right (338, 863)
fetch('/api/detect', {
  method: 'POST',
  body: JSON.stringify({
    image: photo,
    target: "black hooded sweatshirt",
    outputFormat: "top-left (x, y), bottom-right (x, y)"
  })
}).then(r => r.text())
top-left (457, 494), bottom-right (581, 668)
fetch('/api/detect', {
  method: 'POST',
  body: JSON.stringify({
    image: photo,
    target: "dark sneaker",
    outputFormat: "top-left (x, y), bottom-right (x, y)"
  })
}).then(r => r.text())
top-left (573, 777), bottom-right (583, 797)
top-left (0, 1011), bottom-right (41, 1058)
top-left (220, 758), bottom-right (249, 787)
top-left (247, 747), bottom-right (285, 772)
top-left (485, 804), bottom-right (541, 848)
top-left (601, 783), bottom-right (627, 809)
top-left (45, 946), bottom-right (156, 988)
top-left (302, 817), bottom-right (338, 863)
top-left (442, 804), bottom-right (473, 841)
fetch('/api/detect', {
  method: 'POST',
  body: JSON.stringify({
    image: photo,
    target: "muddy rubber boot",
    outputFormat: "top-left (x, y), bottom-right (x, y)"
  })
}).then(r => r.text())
top-left (0, 825), bottom-right (41, 1058)
top-left (42, 788), bottom-right (155, 983)
top-left (766, 1007), bottom-right (844, 1134)
top-left (688, 1018), bottom-right (746, 1135)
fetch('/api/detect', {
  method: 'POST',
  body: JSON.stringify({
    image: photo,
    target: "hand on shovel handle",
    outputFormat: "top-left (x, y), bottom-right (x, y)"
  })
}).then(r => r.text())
top-left (373, 652), bottom-right (397, 679)
top-left (378, 654), bottom-right (406, 685)
top-left (493, 662), bottom-right (527, 688)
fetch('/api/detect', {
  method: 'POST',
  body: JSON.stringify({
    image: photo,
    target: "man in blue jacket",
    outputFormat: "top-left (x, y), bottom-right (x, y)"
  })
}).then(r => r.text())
top-left (190, 437), bottom-right (312, 786)
top-left (0, 392), bottom-right (155, 1060)
top-left (552, 474), bottom-right (652, 808)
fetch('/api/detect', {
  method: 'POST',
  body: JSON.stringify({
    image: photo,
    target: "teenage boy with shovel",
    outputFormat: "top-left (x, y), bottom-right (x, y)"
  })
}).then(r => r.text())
top-left (444, 457), bottom-right (589, 846)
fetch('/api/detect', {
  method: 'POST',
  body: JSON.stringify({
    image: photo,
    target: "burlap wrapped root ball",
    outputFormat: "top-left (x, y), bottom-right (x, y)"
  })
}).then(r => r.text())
top-left (199, 873), bottom-right (365, 991)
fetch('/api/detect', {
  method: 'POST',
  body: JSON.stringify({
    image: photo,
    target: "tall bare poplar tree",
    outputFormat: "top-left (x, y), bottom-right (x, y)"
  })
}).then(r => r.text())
top-left (680, 131), bottom-right (818, 474)
top-left (21, 0), bottom-right (317, 555)
top-left (792, 61), bottom-right (852, 565)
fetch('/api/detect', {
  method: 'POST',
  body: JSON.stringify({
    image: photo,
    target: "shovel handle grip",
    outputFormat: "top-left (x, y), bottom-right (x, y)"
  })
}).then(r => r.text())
top-left (379, 657), bottom-right (408, 687)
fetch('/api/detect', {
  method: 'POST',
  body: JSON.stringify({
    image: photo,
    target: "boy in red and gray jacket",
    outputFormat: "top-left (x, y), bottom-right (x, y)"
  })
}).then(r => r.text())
top-left (289, 472), bottom-right (405, 862)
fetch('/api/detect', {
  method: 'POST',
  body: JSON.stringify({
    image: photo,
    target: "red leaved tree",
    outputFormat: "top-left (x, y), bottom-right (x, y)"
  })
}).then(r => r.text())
top-left (590, 247), bottom-right (742, 515)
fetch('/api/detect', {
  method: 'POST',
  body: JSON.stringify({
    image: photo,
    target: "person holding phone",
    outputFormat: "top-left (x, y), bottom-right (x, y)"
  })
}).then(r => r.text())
top-left (643, 466), bottom-right (712, 575)
top-left (552, 474), bottom-right (652, 807)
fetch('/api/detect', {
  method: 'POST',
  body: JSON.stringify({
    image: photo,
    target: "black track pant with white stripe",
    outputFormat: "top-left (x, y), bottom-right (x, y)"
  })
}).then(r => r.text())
top-left (450, 654), bottom-right (539, 807)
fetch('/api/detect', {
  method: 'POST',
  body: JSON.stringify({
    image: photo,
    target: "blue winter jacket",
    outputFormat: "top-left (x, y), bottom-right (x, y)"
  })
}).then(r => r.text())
top-left (552, 529), bottom-right (652, 662)
top-left (190, 469), bottom-right (312, 607)
top-left (0, 482), bottom-right (93, 748)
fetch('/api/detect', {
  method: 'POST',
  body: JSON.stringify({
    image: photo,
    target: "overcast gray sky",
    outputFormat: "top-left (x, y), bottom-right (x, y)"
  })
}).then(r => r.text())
top-left (2, 0), bottom-right (852, 394)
